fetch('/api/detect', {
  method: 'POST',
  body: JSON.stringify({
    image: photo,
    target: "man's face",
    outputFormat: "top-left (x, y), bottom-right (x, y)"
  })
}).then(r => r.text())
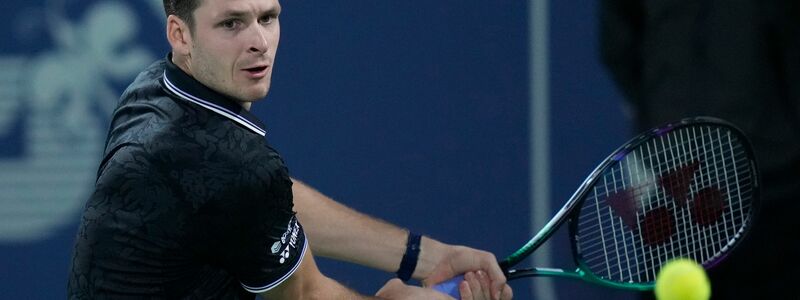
top-left (186, 0), bottom-right (281, 104)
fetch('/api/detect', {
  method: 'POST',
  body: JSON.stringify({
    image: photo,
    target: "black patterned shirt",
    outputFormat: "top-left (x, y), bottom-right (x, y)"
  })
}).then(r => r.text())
top-left (68, 54), bottom-right (307, 299)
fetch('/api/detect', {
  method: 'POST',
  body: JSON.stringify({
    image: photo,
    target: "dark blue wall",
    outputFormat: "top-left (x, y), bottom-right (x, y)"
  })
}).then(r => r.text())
top-left (263, 0), bottom-right (531, 295)
top-left (0, 1), bottom-right (631, 299)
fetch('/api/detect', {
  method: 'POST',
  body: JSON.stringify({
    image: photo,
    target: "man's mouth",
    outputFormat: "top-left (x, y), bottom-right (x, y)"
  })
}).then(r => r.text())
top-left (243, 66), bottom-right (269, 78)
top-left (245, 66), bottom-right (267, 73)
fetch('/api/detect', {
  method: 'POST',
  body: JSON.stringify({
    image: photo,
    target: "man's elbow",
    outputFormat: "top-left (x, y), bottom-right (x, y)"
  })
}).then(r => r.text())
top-left (259, 275), bottom-right (343, 300)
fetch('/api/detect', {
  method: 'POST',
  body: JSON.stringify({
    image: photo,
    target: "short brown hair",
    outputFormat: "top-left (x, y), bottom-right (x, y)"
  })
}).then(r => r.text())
top-left (163, 0), bottom-right (202, 28)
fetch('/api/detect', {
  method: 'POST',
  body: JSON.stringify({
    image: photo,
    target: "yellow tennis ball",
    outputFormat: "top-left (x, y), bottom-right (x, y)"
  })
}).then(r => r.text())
top-left (655, 258), bottom-right (711, 300)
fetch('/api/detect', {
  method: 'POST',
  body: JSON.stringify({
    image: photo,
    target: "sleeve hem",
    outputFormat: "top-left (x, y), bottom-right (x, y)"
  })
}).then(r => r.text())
top-left (239, 238), bottom-right (309, 294)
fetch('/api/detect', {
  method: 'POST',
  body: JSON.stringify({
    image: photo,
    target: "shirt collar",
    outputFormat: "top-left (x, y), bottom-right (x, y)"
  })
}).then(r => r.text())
top-left (161, 53), bottom-right (267, 136)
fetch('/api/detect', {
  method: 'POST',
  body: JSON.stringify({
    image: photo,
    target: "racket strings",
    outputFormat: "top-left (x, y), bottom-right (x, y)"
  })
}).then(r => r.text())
top-left (574, 125), bottom-right (755, 284)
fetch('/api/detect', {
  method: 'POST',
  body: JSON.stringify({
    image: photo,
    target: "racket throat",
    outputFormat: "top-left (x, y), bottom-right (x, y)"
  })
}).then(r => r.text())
top-left (507, 267), bottom-right (582, 280)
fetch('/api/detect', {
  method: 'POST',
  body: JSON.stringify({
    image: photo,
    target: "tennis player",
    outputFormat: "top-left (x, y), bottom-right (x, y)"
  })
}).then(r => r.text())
top-left (67, 0), bottom-right (513, 299)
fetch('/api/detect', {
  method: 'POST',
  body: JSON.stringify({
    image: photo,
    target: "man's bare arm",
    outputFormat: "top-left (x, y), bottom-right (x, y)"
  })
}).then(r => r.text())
top-left (260, 246), bottom-right (457, 300)
top-left (260, 247), bottom-right (372, 299)
top-left (291, 179), bottom-right (511, 300)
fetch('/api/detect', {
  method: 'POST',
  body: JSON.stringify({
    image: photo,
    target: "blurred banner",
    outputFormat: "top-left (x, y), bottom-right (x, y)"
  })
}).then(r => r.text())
top-left (0, 1), bottom-right (628, 299)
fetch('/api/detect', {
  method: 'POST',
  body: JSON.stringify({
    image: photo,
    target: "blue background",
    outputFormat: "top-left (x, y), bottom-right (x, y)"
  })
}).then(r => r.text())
top-left (0, 1), bottom-right (631, 299)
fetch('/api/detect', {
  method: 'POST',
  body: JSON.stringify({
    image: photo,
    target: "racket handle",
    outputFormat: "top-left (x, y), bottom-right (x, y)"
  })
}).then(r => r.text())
top-left (432, 275), bottom-right (464, 299)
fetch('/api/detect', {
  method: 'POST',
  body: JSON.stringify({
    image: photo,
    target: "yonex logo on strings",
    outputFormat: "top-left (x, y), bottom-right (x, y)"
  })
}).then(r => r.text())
top-left (608, 159), bottom-right (728, 246)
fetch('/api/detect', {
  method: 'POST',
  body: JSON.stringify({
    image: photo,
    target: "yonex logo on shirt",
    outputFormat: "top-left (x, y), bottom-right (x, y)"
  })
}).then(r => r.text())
top-left (277, 217), bottom-right (301, 264)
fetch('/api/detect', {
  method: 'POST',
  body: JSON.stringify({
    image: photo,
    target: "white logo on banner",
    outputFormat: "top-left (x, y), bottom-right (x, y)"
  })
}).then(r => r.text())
top-left (0, 0), bottom-right (161, 242)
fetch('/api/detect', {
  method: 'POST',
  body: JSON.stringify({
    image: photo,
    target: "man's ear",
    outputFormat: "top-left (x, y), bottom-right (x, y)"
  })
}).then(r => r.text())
top-left (166, 15), bottom-right (192, 56)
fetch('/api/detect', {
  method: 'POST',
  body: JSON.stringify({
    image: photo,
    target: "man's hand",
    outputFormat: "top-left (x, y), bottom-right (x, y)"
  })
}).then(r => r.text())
top-left (377, 273), bottom-right (507, 300)
top-left (376, 279), bottom-right (453, 300)
top-left (418, 243), bottom-right (513, 300)
top-left (459, 271), bottom-right (513, 300)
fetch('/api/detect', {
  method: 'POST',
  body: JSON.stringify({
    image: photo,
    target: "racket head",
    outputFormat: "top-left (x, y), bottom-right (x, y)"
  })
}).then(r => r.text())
top-left (564, 116), bottom-right (759, 289)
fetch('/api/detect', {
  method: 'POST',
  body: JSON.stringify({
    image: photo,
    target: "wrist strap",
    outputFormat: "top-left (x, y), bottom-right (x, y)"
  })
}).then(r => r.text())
top-left (396, 232), bottom-right (422, 282)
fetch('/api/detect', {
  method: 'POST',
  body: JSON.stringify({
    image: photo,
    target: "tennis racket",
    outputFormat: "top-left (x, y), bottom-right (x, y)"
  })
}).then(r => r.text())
top-left (433, 117), bottom-right (759, 298)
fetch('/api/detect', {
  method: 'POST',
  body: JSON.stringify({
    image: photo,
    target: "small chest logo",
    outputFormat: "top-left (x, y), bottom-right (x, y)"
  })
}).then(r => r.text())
top-left (270, 241), bottom-right (282, 254)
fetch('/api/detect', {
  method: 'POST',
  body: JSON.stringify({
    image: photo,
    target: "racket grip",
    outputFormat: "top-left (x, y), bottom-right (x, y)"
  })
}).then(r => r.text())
top-left (432, 275), bottom-right (464, 299)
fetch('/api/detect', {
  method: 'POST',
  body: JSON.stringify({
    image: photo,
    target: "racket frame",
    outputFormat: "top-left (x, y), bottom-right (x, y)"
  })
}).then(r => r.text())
top-left (501, 116), bottom-right (760, 291)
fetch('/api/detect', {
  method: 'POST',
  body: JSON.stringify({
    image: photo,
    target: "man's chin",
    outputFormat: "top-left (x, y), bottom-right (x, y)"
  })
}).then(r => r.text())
top-left (248, 91), bottom-right (270, 102)
top-left (235, 87), bottom-right (270, 102)
top-left (247, 84), bottom-right (270, 99)
top-left (224, 92), bottom-right (267, 110)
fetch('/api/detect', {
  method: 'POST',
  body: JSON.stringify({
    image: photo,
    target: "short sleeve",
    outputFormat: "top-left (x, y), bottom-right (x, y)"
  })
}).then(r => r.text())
top-left (233, 213), bottom-right (308, 293)
top-left (182, 141), bottom-right (308, 293)
top-left (99, 138), bottom-right (308, 294)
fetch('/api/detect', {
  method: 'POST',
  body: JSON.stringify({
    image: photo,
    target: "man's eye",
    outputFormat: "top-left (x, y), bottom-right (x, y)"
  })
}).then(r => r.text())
top-left (221, 19), bottom-right (241, 29)
top-left (259, 15), bottom-right (276, 24)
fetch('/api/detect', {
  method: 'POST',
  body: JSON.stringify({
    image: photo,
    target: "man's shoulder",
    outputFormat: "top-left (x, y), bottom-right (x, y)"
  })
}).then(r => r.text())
top-left (118, 59), bottom-right (167, 101)
top-left (129, 59), bottom-right (166, 90)
top-left (103, 57), bottom-right (276, 167)
top-left (104, 59), bottom-right (190, 150)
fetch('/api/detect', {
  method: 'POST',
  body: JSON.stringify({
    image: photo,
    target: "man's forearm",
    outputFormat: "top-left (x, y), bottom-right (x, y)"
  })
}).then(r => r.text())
top-left (291, 179), bottom-right (406, 270)
top-left (291, 179), bottom-right (511, 300)
top-left (290, 178), bottom-right (443, 279)
top-left (260, 247), bottom-right (382, 300)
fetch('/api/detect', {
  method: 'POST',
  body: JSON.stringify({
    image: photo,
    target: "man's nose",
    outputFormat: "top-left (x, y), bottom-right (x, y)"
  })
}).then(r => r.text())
top-left (248, 26), bottom-right (269, 53)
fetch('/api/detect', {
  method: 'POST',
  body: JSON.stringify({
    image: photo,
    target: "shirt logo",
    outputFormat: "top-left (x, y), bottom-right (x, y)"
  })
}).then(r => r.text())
top-left (270, 241), bottom-right (282, 254)
top-left (277, 217), bottom-right (301, 264)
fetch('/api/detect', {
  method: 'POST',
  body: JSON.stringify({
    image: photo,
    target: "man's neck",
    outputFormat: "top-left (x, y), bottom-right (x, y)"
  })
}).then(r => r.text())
top-left (170, 52), bottom-right (252, 111)
top-left (171, 53), bottom-right (194, 79)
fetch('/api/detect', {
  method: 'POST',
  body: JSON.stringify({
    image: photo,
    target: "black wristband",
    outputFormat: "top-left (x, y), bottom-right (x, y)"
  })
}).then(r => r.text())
top-left (396, 232), bottom-right (422, 282)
